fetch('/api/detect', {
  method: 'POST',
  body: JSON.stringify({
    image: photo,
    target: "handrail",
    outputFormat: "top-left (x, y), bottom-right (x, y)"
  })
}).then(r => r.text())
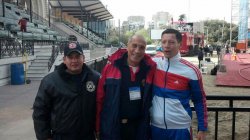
top-left (48, 44), bottom-right (59, 71)
top-left (0, 38), bottom-right (34, 59)
top-left (191, 95), bottom-right (250, 140)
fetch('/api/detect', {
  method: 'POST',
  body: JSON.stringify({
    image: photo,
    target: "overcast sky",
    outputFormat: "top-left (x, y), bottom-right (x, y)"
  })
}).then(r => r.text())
top-left (101, 0), bottom-right (232, 26)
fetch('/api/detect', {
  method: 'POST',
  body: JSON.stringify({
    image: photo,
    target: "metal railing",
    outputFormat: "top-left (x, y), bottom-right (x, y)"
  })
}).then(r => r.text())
top-left (48, 44), bottom-right (59, 71)
top-left (0, 38), bottom-right (34, 59)
top-left (85, 55), bottom-right (109, 73)
top-left (192, 95), bottom-right (250, 140)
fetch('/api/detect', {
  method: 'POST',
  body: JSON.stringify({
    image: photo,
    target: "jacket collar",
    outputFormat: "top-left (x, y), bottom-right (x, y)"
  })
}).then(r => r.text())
top-left (57, 63), bottom-right (90, 81)
top-left (164, 52), bottom-right (181, 62)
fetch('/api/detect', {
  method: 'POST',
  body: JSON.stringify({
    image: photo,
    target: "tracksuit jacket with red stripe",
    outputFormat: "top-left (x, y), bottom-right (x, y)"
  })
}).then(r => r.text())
top-left (151, 53), bottom-right (208, 131)
top-left (96, 49), bottom-right (156, 140)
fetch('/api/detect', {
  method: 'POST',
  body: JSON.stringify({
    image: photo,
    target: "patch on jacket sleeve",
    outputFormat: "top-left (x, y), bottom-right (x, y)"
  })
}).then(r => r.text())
top-left (86, 81), bottom-right (95, 92)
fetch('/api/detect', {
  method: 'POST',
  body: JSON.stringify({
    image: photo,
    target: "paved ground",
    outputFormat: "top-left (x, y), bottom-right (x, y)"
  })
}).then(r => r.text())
top-left (0, 81), bottom-right (39, 140)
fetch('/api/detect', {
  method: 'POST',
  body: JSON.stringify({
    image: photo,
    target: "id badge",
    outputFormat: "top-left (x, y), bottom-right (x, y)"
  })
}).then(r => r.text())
top-left (129, 87), bottom-right (141, 100)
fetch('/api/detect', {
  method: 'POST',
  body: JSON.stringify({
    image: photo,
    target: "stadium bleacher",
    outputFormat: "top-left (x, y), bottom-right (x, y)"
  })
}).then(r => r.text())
top-left (63, 21), bottom-right (105, 44)
top-left (0, 2), bottom-right (68, 42)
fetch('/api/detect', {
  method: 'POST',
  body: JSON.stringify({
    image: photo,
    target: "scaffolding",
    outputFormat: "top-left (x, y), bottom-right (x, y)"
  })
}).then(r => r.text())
top-left (230, 0), bottom-right (249, 50)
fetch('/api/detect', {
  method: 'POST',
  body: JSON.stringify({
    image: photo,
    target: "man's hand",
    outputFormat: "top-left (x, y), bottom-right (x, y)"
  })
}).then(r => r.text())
top-left (196, 131), bottom-right (206, 140)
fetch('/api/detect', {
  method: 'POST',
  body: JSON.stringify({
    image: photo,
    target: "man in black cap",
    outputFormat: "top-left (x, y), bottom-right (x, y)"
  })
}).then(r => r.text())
top-left (33, 42), bottom-right (100, 140)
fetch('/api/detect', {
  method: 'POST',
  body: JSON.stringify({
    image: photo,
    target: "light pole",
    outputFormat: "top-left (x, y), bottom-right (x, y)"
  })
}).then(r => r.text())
top-left (118, 19), bottom-right (120, 46)
top-left (204, 26), bottom-right (209, 44)
top-left (206, 28), bottom-right (208, 42)
top-left (219, 23), bottom-right (224, 44)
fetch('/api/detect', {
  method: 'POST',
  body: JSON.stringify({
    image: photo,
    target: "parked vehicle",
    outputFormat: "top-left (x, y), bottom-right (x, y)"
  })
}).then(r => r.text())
top-left (145, 45), bottom-right (157, 56)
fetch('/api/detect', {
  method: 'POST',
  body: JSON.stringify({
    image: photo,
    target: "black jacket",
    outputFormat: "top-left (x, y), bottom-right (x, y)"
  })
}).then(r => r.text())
top-left (33, 63), bottom-right (100, 140)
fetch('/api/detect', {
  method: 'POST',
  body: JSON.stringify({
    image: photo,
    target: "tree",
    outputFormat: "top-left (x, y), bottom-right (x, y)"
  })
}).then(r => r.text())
top-left (178, 14), bottom-right (186, 22)
top-left (204, 20), bottom-right (238, 45)
top-left (107, 28), bottom-right (119, 46)
top-left (107, 26), bottom-right (153, 47)
top-left (135, 29), bottom-right (152, 44)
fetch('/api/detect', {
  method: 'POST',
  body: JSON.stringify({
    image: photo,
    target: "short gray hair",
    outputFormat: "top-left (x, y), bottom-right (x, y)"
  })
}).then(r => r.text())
top-left (127, 34), bottom-right (146, 45)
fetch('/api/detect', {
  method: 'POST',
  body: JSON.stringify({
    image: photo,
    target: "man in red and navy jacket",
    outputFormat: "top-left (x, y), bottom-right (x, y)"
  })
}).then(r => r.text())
top-left (96, 35), bottom-right (156, 140)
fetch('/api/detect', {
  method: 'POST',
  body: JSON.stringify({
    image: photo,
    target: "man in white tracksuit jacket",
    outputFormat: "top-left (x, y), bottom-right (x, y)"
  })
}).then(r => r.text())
top-left (151, 29), bottom-right (208, 140)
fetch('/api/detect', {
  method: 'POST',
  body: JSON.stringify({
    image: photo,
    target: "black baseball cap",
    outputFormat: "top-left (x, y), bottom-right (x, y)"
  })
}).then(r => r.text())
top-left (64, 42), bottom-right (83, 56)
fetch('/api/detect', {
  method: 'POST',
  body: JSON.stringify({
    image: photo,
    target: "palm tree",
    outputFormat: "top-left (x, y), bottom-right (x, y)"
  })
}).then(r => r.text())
top-left (178, 14), bottom-right (186, 24)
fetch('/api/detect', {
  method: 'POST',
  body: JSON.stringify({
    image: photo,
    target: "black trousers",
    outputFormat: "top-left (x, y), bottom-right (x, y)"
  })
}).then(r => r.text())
top-left (120, 120), bottom-right (140, 140)
top-left (52, 133), bottom-right (95, 140)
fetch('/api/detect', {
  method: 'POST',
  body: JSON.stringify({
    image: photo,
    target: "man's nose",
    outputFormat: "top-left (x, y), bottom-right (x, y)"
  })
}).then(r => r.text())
top-left (134, 47), bottom-right (141, 53)
top-left (72, 57), bottom-right (78, 62)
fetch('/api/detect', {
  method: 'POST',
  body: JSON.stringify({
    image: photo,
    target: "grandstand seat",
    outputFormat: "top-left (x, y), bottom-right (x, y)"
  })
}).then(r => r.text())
top-left (37, 24), bottom-right (48, 30)
top-left (0, 30), bottom-right (10, 38)
top-left (0, 2), bottom-right (67, 42)
top-left (32, 33), bottom-right (40, 40)
top-left (0, 17), bottom-right (18, 28)
top-left (47, 30), bottom-right (58, 35)
top-left (17, 32), bottom-right (33, 40)
top-left (42, 34), bottom-right (50, 40)
top-left (27, 22), bottom-right (35, 27)
top-left (48, 35), bottom-right (56, 41)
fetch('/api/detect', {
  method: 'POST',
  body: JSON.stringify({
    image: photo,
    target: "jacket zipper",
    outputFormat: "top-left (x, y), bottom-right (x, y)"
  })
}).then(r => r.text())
top-left (163, 58), bottom-right (170, 129)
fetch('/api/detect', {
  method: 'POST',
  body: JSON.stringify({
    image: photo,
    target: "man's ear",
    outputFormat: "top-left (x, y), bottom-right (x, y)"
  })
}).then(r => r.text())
top-left (63, 56), bottom-right (66, 64)
top-left (178, 42), bottom-right (182, 48)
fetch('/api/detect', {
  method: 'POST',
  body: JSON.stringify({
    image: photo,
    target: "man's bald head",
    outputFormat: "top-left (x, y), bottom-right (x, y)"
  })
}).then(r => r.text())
top-left (127, 34), bottom-right (146, 46)
top-left (126, 34), bottom-right (147, 67)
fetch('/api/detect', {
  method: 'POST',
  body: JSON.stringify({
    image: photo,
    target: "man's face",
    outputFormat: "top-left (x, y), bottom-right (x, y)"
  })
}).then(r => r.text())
top-left (127, 37), bottom-right (146, 67)
top-left (161, 33), bottom-right (181, 58)
top-left (63, 52), bottom-right (85, 74)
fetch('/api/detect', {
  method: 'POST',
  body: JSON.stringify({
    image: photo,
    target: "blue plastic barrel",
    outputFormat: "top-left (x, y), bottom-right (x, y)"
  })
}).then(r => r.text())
top-left (11, 63), bottom-right (25, 85)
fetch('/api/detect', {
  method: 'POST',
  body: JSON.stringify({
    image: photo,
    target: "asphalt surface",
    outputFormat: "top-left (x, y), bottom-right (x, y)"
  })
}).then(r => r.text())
top-left (0, 81), bottom-right (39, 140)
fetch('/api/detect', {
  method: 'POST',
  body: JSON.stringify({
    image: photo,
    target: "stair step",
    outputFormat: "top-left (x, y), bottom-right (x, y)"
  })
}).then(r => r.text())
top-left (33, 59), bottom-right (49, 63)
top-left (34, 45), bottom-right (53, 48)
top-left (27, 73), bottom-right (47, 78)
top-left (30, 63), bottom-right (48, 66)
top-left (27, 69), bottom-right (47, 74)
top-left (31, 61), bottom-right (48, 64)
top-left (29, 66), bottom-right (48, 70)
top-left (26, 77), bottom-right (43, 81)
top-left (36, 53), bottom-right (51, 57)
top-left (34, 51), bottom-right (52, 54)
top-left (34, 47), bottom-right (52, 50)
top-left (36, 57), bottom-right (50, 60)
top-left (36, 54), bottom-right (51, 57)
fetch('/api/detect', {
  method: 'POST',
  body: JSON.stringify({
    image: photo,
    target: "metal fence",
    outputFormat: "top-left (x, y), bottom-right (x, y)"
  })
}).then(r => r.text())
top-left (192, 95), bottom-right (250, 140)
top-left (0, 38), bottom-right (34, 59)
top-left (85, 55), bottom-right (109, 73)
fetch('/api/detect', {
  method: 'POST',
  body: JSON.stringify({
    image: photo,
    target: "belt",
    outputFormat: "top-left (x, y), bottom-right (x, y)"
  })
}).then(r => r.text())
top-left (121, 118), bottom-right (140, 124)
top-left (121, 119), bottom-right (129, 124)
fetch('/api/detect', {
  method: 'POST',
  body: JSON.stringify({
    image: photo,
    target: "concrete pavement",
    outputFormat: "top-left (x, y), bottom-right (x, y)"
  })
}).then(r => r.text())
top-left (0, 81), bottom-right (40, 140)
